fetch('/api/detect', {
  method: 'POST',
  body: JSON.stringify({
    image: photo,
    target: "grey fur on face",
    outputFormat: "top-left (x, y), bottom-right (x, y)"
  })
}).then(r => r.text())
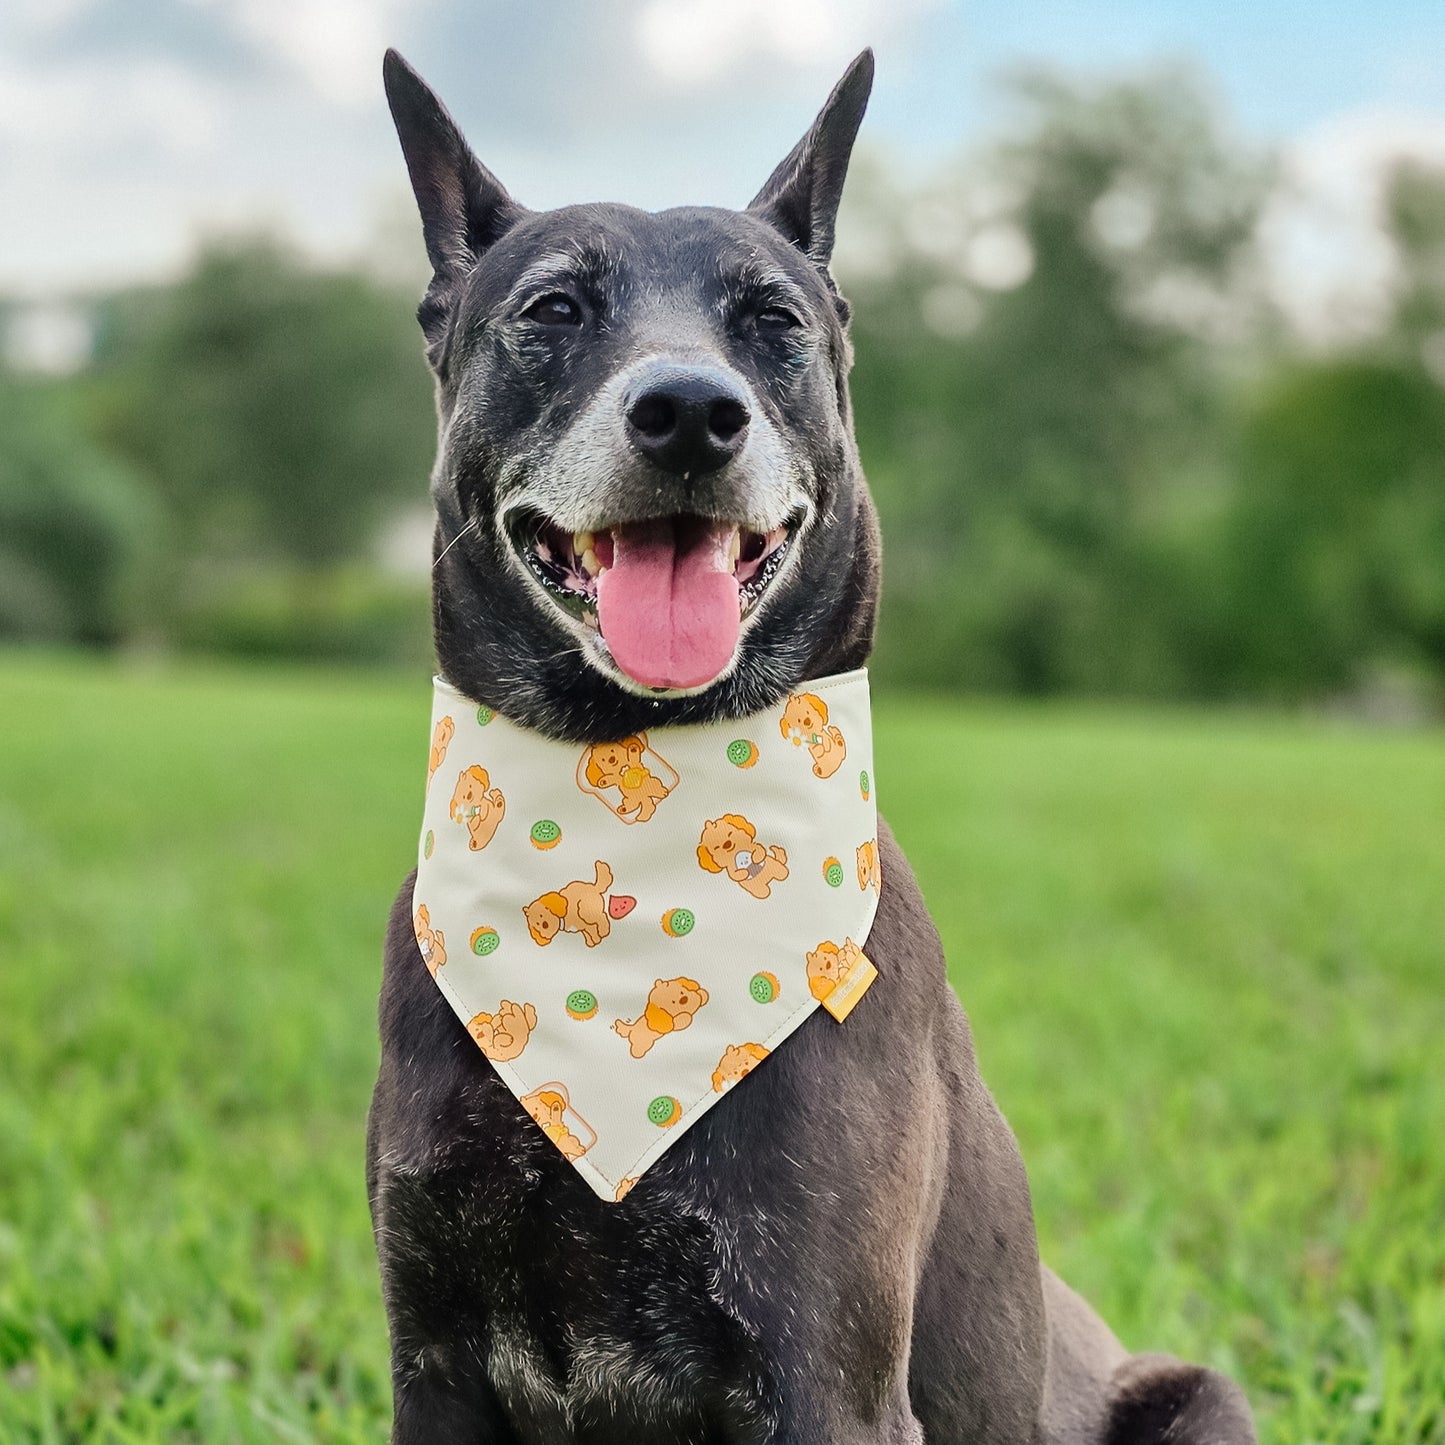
top-left (503, 353), bottom-right (804, 538)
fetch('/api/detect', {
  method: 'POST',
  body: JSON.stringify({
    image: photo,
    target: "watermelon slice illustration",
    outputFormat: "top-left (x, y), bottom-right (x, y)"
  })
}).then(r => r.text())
top-left (608, 894), bottom-right (636, 920)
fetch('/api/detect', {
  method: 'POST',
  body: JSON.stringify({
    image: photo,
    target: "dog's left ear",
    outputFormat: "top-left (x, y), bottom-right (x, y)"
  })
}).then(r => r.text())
top-left (383, 49), bottom-right (526, 357)
top-left (747, 49), bottom-right (874, 269)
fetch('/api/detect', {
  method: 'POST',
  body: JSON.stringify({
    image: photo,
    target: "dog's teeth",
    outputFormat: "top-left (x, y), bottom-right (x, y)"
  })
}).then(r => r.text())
top-left (580, 547), bottom-right (600, 577)
top-left (574, 530), bottom-right (594, 557)
top-left (728, 532), bottom-right (741, 566)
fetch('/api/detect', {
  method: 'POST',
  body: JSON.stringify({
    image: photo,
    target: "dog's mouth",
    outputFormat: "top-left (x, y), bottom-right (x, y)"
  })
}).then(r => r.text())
top-left (507, 510), bottom-right (800, 690)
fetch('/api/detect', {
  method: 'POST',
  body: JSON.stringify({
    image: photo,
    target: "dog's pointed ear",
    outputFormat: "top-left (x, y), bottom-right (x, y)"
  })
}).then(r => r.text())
top-left (747, 49), bottom-right (873, 269)
top-left (383, 50), bottom-right (525, 351)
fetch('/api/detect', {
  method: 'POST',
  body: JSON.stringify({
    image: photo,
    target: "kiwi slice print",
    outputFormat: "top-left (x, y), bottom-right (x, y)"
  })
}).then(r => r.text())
top-left (661, 907), bottom-right (695, 937)
top-left (749, 971), bottom-right (779, 1004)
top-left (726, 738), bottom-right (759, 768)
top-left (647, 1095), bottom-right (681, 1127)
top-left (565, 989), bottom-right (598, 1019)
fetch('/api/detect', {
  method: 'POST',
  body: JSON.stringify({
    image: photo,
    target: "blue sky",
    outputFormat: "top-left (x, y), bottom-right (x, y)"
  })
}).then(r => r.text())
top-left (915, 0), bottom-right (1445, 143)
top-left (2, 0), bottom-right (1444, 305)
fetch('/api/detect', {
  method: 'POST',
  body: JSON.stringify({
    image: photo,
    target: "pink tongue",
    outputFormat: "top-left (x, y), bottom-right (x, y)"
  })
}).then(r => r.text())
top-left (597, 518), bottom-right (740, 689)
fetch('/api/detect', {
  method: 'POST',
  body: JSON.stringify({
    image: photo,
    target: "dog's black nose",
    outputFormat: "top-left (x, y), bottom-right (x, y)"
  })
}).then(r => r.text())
top-left (624, 365), bottom-right (750, 479)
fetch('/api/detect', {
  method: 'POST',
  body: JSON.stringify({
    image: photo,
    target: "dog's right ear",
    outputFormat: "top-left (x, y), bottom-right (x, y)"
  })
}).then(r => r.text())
top-left (748, 49), bottom-right (873, 272)
top-left (383, 50), bottom-right (525, 360)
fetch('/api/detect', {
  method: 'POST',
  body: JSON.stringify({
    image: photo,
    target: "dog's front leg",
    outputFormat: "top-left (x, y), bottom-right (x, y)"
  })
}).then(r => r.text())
top-left (372, 1170), bottom-right (520, 1445)
top-left (755, 1288), bottom-right (925, 1445)
top-left (771, 1382), bottom-right (924, 1445)
top-left (389, 1344), bottom-right (518, 1445)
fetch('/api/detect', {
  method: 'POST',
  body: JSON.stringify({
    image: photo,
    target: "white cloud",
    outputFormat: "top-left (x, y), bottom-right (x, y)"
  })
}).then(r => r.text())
top-left (0, 54), bottom-right (222, 157)
top-left (0, 0), bottom-right (948, 296)
top-left (1261, 108), bottom-right (1445, 346)
top-left (636, 0), bottom-right (936, 86)
top-left (4, 0), bottom-right (100, 36)
top-left (200, 0), bottom-right (432, 107)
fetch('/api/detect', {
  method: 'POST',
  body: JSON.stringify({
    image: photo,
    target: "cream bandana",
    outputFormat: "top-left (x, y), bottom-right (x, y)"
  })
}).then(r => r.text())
top-left (411, 668), bottom-right (880, 1201)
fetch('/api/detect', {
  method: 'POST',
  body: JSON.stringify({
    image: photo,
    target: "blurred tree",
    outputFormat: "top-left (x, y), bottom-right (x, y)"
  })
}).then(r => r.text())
top-left (0, 376), bottom-right (155, 645)
top-left (1385, 159), bottom-right (1445, 367)
top-left (1217, 363), bottom-right (1445, 700)
top-left (842, 69), bottom-right (1272, 695)
top-left (1190, 163), bottom-right (1445, 706)
top-left (82, 239), bottom-right (435, 573)
top-left (2, 75), bottom-right (1441, 704)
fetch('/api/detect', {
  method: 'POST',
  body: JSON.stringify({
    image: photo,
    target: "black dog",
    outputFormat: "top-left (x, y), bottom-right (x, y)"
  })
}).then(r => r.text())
top-left (367, 48), bottom-right (1257, 1445)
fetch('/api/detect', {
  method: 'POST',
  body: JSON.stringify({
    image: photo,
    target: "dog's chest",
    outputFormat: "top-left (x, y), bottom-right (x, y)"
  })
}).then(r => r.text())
top-left (470, 1186), bottom-right (774, 1442)
top-left (487, 1320), bottom-right (761, 1442)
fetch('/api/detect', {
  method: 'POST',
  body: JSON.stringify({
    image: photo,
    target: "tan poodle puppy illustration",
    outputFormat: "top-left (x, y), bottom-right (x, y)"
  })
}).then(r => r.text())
top-left (779, 692), bottom-right (847, 779)
top-left (467, 999), bottom-right (537, 1062)
top-left (523, 860), bottom-right (614, 948)
top-left (614, 976), bottom-right (709, 1059)
top-left (711, 1042), bottom-right (770, 1092)
top-left (427, 715), bottom-right (455, 787)
top-left (413, 903), bottom-right (447, 977)
top-left (856, 838), bottom-right (881, 893)
top-left (581, 735), bottom-right (672, 823)
top-left (449, 765), bottom-right (506, 851)
top-left (519, 1083), bottom-right (594, 1160)
top-left (806, 937), bottom-right (866, 1003)
top-left (696, 815), bottom-right (790, 899)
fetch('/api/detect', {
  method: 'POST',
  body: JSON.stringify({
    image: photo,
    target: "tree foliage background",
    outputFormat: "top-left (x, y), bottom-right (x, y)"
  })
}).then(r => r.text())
top-left (5, 69), bottom-right (1444, 709)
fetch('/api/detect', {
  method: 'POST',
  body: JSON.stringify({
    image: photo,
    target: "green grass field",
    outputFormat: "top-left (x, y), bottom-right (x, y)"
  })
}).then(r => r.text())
top-left (1, 653), bottom-right (1441, 1443)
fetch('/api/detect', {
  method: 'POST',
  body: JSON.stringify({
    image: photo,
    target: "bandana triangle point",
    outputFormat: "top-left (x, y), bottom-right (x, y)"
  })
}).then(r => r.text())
top-left (414, 668), bottom-right (879, 1200)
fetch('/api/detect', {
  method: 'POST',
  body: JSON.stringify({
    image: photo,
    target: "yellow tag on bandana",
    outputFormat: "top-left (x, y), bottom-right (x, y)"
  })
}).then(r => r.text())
top-left (819, 950), bottom-right (878, 1022)
top-left (412, 668), bottom-right (880, 1202)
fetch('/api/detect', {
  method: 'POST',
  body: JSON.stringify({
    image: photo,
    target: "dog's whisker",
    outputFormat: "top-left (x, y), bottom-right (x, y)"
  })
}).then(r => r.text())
top-left (433, 517), bottom-right (479, 570)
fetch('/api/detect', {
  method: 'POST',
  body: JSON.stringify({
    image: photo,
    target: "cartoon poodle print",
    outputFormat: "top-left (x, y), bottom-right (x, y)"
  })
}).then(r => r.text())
top-left (806, 937), bottom-right (867, 1003)
top-left (779, 692), bottom-right (847, 779)
top-left (450, 764), bottom-right (506, 851)
top-left (427, 715), bottom-right (454, 788)
top-left (523, 861), bottom-right (615, 948)
top-left (696, 815), bottom-right (790, 899)
top-left (413, 903), bottom-right (446, 977)
top-left (613, 976), bottom-right (710, 1059)
top-left (519, 1083), bottom-right (596, 1161)
top-left (467, 999), bottom-right (537, 1062)
top-left (578, 734), bottom-right (676, 823)
top-left (711, 1042), bottom-right (770, 1092)
top-left (856, 838), bottom-right (881, 894)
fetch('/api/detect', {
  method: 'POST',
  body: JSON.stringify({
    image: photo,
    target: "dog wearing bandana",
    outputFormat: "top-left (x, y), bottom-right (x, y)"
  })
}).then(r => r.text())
top-left (370, 47), bottom-right (1259, 1444)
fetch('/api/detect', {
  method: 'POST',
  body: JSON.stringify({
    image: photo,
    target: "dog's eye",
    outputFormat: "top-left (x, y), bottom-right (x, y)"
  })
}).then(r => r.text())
top-left (523, 293), bottom-right (582, 326)
top-left (756, 306), bottom-right (801, 331)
